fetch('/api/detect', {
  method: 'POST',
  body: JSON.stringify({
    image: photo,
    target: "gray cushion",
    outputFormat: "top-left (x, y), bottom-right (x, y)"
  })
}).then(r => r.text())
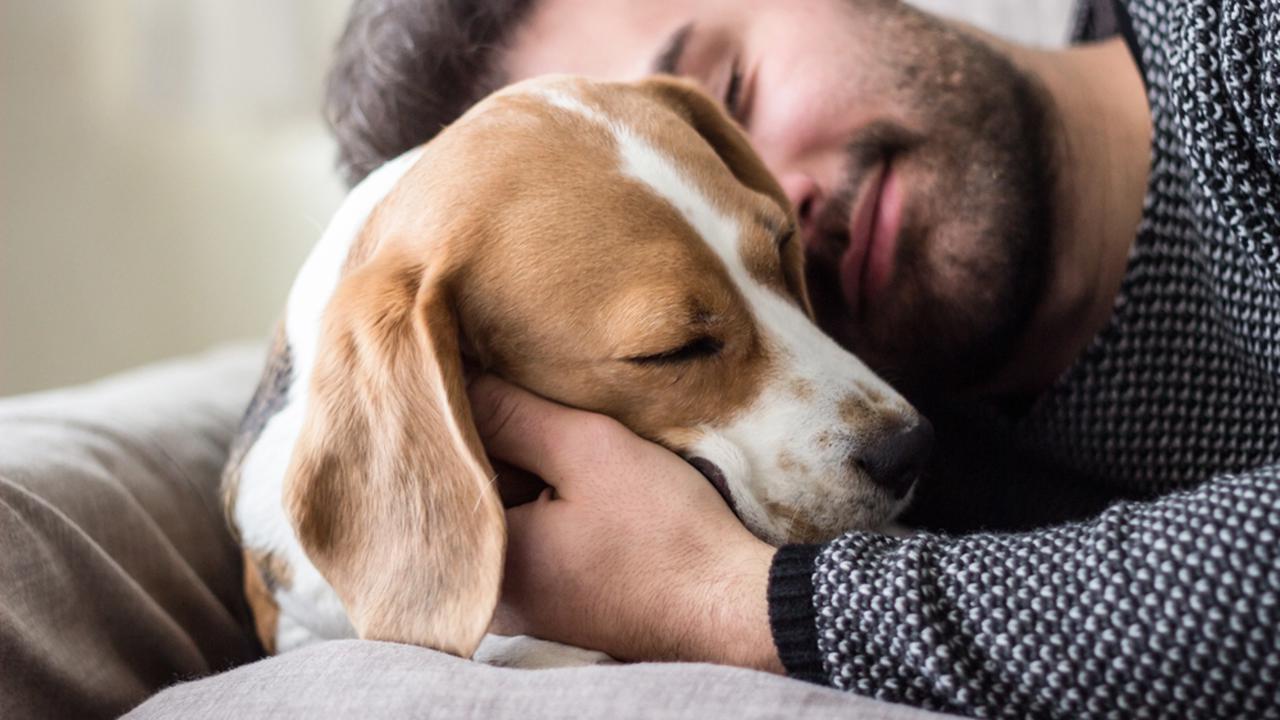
top-left (127, 639), bottom-right (956, 720)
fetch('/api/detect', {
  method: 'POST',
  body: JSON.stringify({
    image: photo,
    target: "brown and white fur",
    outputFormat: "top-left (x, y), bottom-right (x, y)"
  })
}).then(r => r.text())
top-left (223, 75), bottom-right (930, 665)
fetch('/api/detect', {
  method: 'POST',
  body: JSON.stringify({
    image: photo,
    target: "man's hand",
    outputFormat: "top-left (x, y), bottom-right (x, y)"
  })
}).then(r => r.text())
top-left (467, 375), bottom-right (783, 673)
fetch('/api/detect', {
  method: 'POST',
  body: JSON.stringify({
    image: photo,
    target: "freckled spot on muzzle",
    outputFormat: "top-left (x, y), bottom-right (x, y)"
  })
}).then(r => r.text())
top-left (763, 501), bottom-right (829, 544)
top-left (838, 394), bottom-right (875, 427)
top-left (789, 378), bottom-right (817, 400)
top-left (777, 449), bottom-right (807, 474)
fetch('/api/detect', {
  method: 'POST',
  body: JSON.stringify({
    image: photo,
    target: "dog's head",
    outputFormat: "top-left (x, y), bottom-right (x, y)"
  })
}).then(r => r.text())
top-left (279, 75), bottom-right (930, 657)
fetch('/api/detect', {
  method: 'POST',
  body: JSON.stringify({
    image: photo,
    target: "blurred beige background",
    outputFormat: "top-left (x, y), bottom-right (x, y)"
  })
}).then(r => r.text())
top-left (1, 0), bottom-right (350, 395)
top-left (0, 0), bottom-right (1075, 396)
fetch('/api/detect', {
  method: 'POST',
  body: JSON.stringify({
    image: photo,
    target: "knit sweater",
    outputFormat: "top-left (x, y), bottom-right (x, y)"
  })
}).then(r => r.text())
top-left (766, 1), bottom-right (1280, 718)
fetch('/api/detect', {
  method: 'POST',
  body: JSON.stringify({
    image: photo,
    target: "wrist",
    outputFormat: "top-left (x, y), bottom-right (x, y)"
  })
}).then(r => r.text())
top-left (684, 537), bottom-right (782, 673)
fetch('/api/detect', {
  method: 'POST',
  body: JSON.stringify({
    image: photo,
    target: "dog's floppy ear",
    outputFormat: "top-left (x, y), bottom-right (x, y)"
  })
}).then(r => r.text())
top-left (284, 243), bottom-right (504, 658)
top-left (639, 74), bottom-right (790, 214)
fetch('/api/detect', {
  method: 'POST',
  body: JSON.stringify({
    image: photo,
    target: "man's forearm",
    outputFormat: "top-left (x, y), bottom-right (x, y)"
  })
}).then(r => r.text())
top-left (773, 466), bottom-right (1280, 717)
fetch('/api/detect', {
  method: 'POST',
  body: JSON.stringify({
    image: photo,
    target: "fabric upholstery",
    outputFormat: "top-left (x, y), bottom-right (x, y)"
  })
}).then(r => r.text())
top-left (0, 344), bottom-right (959, 719)
top-left (127, 639), bottom-right (956, 720)
top-left (0, 345), bottom-right (267, 719)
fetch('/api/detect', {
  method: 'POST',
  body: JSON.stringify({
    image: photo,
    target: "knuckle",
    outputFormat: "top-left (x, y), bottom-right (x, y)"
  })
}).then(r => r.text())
top-left (545, 412), bottom-right (626, 471)
top-left (575, 413), bottom-right (626, 448)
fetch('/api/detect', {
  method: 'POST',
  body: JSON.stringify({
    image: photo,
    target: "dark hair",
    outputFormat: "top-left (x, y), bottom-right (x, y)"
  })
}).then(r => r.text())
top-left (325, 0), bottom-right (536, 187)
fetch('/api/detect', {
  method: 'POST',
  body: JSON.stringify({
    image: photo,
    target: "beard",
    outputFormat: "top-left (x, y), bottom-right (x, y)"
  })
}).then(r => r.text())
top-left (803, 2), bottom-right (1057, 401)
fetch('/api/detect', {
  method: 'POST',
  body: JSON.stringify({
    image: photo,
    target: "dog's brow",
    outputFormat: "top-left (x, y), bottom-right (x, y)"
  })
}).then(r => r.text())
top-left (755, 211), bottom-right (784, 236)
top-left (652, 22), bottom-right (694, 75)
top-left (691, 305), bottom-right (719, 326)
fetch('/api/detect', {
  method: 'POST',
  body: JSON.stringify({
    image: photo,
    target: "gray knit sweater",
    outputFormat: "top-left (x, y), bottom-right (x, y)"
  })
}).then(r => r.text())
top-left (767, 1), bottom-right (1280, 718)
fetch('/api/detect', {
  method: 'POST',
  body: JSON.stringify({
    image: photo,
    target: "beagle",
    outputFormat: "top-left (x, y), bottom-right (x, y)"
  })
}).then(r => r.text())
top-left (222, 75), bottom-right (932, 664)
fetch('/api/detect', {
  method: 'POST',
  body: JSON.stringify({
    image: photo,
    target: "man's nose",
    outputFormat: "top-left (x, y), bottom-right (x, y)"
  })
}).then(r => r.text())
top-left (852, 420), bottom-right (934, 499)
top-left (779, 172), bottom-right (823, 239)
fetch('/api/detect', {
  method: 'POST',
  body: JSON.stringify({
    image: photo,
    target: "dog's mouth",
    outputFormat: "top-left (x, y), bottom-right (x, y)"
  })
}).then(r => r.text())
top-left (688, 457), bottom-right (734, 510)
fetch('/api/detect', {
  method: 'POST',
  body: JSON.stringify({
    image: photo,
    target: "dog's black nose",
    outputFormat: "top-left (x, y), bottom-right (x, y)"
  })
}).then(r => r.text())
top-left (855, 420), bottom-right (934, 499)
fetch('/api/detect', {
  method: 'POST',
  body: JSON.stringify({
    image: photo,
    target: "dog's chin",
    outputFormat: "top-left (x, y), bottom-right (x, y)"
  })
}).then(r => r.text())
top-left (685, 456), bottom-right (913, 544)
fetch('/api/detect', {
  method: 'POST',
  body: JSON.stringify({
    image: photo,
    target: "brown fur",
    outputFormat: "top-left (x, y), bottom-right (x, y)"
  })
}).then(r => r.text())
top-left (839, 393), bottom-right (875, 428)
top-left (242, 549), bottom-right (292, 654)
top-left (233, 76), bottom-right (824, 657)
top-left (285, 245), bottom-right (505, 657)
top-left (403, 78), bottom-right (803, 445)
top-left (764, 501), bottom-right (827, 544)
top-left (789, 378), bottom-right (817, 401)
top-left (776, 450), bottom-right (807, 475)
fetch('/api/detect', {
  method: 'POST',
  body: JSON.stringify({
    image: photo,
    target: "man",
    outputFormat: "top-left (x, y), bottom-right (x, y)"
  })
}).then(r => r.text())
top-left (326, 1), bottom-right (1280, 716)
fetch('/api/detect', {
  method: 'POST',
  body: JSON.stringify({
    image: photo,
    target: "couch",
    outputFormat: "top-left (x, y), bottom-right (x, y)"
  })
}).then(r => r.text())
top-left (0, 345), bottom-right (958, 719)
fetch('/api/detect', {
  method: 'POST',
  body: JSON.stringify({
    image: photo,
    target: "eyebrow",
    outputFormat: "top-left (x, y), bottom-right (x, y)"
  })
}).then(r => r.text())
top-left (651, 22), bottom-right (694, 75)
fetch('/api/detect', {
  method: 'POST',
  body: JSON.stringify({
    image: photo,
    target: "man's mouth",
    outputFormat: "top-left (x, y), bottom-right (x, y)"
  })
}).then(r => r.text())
top-left (839, 157), bottom-right (903, 320)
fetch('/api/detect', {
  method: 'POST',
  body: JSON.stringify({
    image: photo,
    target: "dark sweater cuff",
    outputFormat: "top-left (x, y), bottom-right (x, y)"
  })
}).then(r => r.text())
top-left (767, 543), bottom-right (825, 684)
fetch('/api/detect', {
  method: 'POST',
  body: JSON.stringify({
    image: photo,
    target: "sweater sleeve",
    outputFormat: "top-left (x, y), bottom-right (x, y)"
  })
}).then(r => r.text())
top-left (768, 465), bottom-right (1280, 719)
top-left (1218, 0), bottom-right (1280, 177)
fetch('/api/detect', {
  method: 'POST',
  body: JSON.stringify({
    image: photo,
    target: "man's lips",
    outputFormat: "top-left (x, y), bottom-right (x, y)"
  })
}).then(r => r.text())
top-left (837, 159), bottom-right (903, 319)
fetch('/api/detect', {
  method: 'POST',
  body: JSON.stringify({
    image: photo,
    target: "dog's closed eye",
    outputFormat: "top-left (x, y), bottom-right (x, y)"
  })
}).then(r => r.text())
top-left (627, 335), bottom-right (723, 365)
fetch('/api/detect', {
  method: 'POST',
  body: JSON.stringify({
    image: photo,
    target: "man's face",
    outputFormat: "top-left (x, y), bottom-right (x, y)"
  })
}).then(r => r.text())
top-left (503, 0), bottom-right (1055, 397)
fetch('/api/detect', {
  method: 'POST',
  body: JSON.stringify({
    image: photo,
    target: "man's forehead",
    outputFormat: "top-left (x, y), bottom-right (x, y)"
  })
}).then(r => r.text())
top-left (502, 0), bottom-right (704, 83)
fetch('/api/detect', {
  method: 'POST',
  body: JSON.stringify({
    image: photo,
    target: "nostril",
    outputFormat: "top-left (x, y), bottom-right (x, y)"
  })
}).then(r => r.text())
top-left (781, 173), bottom-right (822, 235)
top-left (796, 195), bottom-right (815, 225)
top-left (854, 419), bottom-right (935, 499)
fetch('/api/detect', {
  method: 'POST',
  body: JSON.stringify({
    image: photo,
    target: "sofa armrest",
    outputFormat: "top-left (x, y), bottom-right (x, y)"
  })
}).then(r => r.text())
top-left (0, 344), bottom-right (266, 719)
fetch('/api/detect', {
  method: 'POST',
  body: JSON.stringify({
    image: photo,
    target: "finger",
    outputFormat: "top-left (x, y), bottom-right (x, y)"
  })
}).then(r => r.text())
top-left (500, 487), bottom-right (556, 601)
top-left (467, 374), bottom-right (583, 483)
top-left (504, 486), bottom-right (555, 535)
top-left (490, 489), bottom-right (552, 640)
top-left (491, 458), bottom-right (550, 508)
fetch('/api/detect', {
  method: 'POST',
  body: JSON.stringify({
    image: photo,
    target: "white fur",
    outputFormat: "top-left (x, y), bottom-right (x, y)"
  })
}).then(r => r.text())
top-left (474, 635), bottom-right (615, 668)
